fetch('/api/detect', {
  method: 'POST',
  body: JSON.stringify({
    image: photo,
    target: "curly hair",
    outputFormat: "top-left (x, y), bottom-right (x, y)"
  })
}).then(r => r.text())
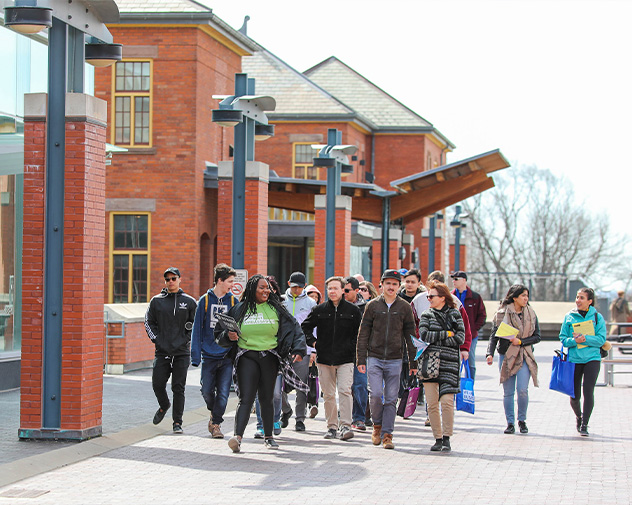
top-left (237, 274), bottom-right (289, 325)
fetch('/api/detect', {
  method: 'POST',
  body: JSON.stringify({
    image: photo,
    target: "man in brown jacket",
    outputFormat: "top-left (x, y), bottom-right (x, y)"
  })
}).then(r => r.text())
top-left (356, 269), bottom-right (417, 449)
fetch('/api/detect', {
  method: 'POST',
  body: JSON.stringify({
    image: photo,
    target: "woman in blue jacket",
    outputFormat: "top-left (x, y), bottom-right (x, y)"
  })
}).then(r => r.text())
top-left (559, 287), bottom-right (606, 436)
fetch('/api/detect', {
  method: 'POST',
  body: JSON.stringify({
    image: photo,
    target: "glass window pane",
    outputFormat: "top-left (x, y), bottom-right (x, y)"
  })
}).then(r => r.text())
top-left (132, 255), bottom-right (148, 303)
top-left (295, 144), bottom-right (313, 164)
top-left (113, 255), bottom-right (129, 303)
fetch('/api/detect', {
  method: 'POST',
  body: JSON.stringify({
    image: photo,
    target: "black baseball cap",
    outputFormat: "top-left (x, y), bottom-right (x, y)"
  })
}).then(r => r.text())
top-left (164, 267), bottom-right (181, 277)
top-left (345, 276), bottom-right (360, 290)
top-left (381, 269), bottom-right (401, 283)
top-left (451, 271), bottom-right (467, 281)
top-left (289, 271), bottom-right (306, 288)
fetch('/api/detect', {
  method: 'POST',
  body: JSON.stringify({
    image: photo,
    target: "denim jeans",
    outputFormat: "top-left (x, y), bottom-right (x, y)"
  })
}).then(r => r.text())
top-left (152, 353), bottom-right (190, 425)
top-left (367, 357), bottom-right (402, 435)
top-left (468, 336), bottom-right (478, 381)
top-left (352, 365), bottom-right (368, 423)
top-left (200, 356), bottom-right (233, 425)
top-left (498, 354), bottom-right (531, 424)
top-left (256, 374), bottom-right (282, 430)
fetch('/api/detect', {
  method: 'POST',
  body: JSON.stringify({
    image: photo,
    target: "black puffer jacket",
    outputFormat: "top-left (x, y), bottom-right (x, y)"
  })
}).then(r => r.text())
top-left (214, 301), bottom-right (307, 360)
top-left (145, 288), bottom-right (197, 356)
top-left (301, 299), bottom-right (362, 366)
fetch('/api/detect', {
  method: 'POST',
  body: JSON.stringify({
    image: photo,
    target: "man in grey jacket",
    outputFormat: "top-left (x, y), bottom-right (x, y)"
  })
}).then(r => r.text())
top-left (281, 271), bottom-right (316, 431)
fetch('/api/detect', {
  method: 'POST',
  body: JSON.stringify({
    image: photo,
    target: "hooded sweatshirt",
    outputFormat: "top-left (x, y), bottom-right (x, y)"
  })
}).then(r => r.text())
top-left (190, 288), bottom-right (237, 365)
top-left (283, 287), bottom-right (316, 320)
top-left (559, 305), bottom-right (606, 364)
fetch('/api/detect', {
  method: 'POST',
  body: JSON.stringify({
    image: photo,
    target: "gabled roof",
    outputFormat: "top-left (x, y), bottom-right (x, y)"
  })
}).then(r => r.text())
top-left (114, 0), bottom-right (210, 13)
top-left (241, 50), bottom-right (362, 121)
top-left (304, 57), bottom-right (454, 146)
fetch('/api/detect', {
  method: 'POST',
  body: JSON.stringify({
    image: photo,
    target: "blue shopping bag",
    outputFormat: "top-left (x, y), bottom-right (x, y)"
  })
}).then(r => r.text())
top-left (549, 345), bottom-right (575, 398)
top-left (456, 359), bottom-right (475, 414)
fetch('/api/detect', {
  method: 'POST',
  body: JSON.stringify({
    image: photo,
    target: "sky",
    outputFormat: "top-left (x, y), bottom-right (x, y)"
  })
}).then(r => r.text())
top-left (204, 0), bottom-right (631, 270)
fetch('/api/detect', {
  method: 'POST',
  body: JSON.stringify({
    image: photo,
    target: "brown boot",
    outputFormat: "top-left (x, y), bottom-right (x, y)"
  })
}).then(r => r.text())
top-left (382, 433), bottom-right (394, 449)
top-left (210, 424), bottom-right (224, 439)
top-left (371, 425), bottom-right (382, 445)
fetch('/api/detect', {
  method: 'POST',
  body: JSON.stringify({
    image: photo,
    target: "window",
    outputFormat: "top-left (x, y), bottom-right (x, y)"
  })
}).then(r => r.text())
top-left (112, 60), bottom-right (152, 147)
top-left (109, 213), bottom-right (151, 303)
top-left (293, 143), bottom-right (319, 180)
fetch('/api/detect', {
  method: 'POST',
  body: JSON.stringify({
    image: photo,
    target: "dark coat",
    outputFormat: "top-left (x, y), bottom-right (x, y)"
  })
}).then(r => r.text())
top-left (453, 287), bottom-right (487, 337)
top-left (301, 299), bottom-right (362, 366)
top-left (144, 288), bottom-right (197, 356)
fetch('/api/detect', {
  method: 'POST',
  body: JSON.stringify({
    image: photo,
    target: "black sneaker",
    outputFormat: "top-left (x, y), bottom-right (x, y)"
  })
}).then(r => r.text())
top-left (430, 439), bottom-right (443, 452)
top-left (518, 421), bottom-right (528, 434)
top-left (324, 428), bottom-right (337, 439)
top-left (295, 420), bottom-right (306, 432)
top-left (173, 423), bottom-right (183, 434)
top-left (579, 424), bottom-right (589, 437)
top-left (576, 415), bottom-right (582, 433)
top-left (441, 436), bottom-right (451, 452)
top-left (281, 409), bottom-right (293, 428)
top-left (153, 403), bottom-right (170, 425)
top-left (264, 438), bottom-right (279, 449)
top-left (504, 424), bottom-right (515, 434)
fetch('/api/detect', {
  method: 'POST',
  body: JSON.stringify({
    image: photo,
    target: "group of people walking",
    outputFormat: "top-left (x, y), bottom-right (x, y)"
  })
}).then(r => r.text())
top-left (144, 263), bottom-right (608, 453)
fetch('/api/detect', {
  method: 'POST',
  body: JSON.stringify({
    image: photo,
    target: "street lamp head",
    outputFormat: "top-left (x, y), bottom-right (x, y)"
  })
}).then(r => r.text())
top-left (254, 123), bottom-right (275, 141)
top-left (313, 157), bottom-right (336, 168)
top-left (85, 43), bottom-right (123, 67)
top-left (341, 163), bottom-right (354, 174)
top-left (3, 5), bottom-right (52, 34)
top-left (212, 109), bottom-right (243, 128)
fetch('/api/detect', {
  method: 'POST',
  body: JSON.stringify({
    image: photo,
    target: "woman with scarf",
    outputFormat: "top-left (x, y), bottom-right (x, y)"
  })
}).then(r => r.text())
top-left (215, 274), bottom-right (307, 453)
top-left (486, 284), bottom-right (540, 434)
top-left (417, 281), bottom-right (465, 452)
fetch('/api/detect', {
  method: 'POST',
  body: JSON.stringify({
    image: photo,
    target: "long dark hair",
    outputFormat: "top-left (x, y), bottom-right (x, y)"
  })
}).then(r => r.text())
top-left (237, 274), bottom-right (288, 325)
top-left (577, 287), bottom-right (595, 306)
top-left (501, 284), bottom-right (529, 307)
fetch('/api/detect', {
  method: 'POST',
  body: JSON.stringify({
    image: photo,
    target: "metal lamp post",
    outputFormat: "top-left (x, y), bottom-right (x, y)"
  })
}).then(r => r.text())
top-left (450, 205), bottom-right (468, 272)
top-left (428, 212), bottom-right (443, 273)
top-left (212, 74), bottom-right (275, 269)
top-left (312, 129), bottom-right (357, 280)
top-left (370, 190), bottom-right (398, 274)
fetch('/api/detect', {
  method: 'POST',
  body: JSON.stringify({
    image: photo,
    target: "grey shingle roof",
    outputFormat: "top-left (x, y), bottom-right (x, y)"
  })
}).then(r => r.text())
top-left (114, 0), bottom-right (210, 13)
top-left (242, 51), bottom-right (355, 117)
top-left (304, 57), bottom-right (433, 130)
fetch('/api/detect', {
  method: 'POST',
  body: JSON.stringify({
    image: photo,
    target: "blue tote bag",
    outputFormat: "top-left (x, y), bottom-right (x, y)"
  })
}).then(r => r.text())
top-left (456, 359), bottom-right (475, 414)
top-left (549, 345), bottom-right (575, 398)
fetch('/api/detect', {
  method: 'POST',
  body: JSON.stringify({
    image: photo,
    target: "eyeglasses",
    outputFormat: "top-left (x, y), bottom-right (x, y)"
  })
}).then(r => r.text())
top-left (165, 276), bottom-right (178, 282)
top-left (427, 294), bottom-right (442, 299)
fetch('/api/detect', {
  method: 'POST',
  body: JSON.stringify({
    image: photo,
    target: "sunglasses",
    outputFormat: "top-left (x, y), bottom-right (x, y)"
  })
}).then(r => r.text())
top-left (427, 294), bottom-right (442, 299)
top-left (359, 287), bottom-right (369, 292)
top-left (344, 288), bottom-right (353, 293)
top-left (165, 276), bottom-right (178, 282)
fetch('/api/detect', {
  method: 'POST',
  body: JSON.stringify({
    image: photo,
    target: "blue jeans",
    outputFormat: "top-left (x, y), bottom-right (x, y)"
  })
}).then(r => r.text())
top-left (200, 356), bottom-right (233, 425)
top-left (498, 354), bottom-right (531, 424)
top-left (468, 336), bottom-right (478, 381)
top-left (352, 365), bottom-right (368, 423)
top-left (256, 374), bottom-right (282, 429)
top-left (367, 357), bottom-right (402, 435)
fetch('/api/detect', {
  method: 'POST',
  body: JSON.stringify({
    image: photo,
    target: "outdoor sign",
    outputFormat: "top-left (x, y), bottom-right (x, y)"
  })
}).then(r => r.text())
top-left (231, 269), bottom-right (248, 298)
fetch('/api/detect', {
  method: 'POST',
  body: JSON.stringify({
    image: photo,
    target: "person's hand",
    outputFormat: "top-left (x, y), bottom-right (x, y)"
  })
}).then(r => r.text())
top-left (409, 368), bottom-right (417, 376)
top-left (486, 355), bottom-right (493, 365)
top-left (446, 330), bottom-right (454, 337)
top-left (460, 350), bottom-right (469, 361)
top-left (357, 365), bottom-right (366, 374)
top-left (574, 333), bottom-right (587, 343)
top-left (309, 353), bottom-right (317, 365)
top-left (228, 331), bottom-right (239, 341)
top-left (292, 354), bottom-right (303, 363)
top-left (510, 337), bottom-right (521, 346)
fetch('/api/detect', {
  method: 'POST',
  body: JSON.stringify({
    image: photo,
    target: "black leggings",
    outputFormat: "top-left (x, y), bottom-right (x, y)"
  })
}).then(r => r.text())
top-left (570, 360), bottom-right (600, 425)
top-left (234, 350), bottom-right (279, 438)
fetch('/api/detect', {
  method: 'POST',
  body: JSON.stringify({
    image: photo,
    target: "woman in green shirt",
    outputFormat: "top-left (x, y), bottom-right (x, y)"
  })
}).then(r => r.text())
top-left (216, 274), bottom-right (306, 453)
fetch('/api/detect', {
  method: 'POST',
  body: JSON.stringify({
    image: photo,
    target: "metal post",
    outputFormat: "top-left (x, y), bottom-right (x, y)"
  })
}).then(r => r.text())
top-left (324, 129), bottom-right (341, 280)
top-left (67, 26), bottom-right (84, 93)
top-left (231, 73), bottom-right (248, 269)
top-left (42, 16), bottom-right (67, 429)
top-left (245, 77), bottom-right (255, 162)
top-left (454, 225), bottom-right (461, 272)
top-left (381, 196), bottom-right (391, 273)
top-left (428, 215), bottom-right (436, 273)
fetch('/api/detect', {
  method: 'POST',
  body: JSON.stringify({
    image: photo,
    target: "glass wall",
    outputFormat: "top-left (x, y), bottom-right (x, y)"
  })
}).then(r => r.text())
top-left (0, 22), bottom-right (94, 355)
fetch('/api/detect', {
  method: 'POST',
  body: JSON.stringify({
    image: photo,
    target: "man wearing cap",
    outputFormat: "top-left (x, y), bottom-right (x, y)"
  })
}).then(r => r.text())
top-left (281, 271), bottom-right (317, 431)
top-left (356, 269), bottom-right (417, 449)
top-left (451, 271), bottom-right (486, 381)
top-left (145, 268), bottom-right (197, 433)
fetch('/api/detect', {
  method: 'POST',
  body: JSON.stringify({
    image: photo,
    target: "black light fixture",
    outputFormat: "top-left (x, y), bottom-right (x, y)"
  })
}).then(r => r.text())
top-left (254, 123), bottom-right (274, 141)
top-left (341, 163), bottom-right (354, 174)
top-left (313, 157), bottom-right (336, 168)
top-left (3, 5), bottom-right (53, 34)
top-left (85, 43), bottom-right (123, 67)
top-left (212, 109), bottom-right (243, 128)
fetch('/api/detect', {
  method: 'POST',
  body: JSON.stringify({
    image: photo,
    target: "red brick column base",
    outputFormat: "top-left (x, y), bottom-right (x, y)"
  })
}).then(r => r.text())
top-left (19, 93), bottom-right (106, 441)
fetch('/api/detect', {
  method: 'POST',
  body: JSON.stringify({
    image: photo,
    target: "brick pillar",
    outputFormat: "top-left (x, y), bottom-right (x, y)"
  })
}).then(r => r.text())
top-left (371, 229), bottom-right (382, 284)
top-left (402, 233), bottom-right (414, 271)
top-left (388, 229), bottom-right (403, 271)
top-left (313, 195), bottom-right (352, 291)
top-left (20, 93), bottom-right (106, 440)
top-left (216, 161), bottom-right (269, 275)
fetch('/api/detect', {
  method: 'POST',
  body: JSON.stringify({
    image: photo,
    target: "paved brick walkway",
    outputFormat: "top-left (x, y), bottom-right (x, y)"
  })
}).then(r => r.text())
top-left (1, 341), bottom-right (631, 504)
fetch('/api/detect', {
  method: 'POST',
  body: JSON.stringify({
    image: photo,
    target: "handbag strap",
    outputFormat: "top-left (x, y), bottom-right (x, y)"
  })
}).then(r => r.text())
top-left (460, 359), bottom-right (471, 379)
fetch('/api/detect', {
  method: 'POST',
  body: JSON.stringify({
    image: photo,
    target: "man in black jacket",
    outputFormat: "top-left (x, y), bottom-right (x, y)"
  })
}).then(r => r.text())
top-left (144, 267), bottom-right (197, 433)
top-left (301, 276), bottom-right (362, 441)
